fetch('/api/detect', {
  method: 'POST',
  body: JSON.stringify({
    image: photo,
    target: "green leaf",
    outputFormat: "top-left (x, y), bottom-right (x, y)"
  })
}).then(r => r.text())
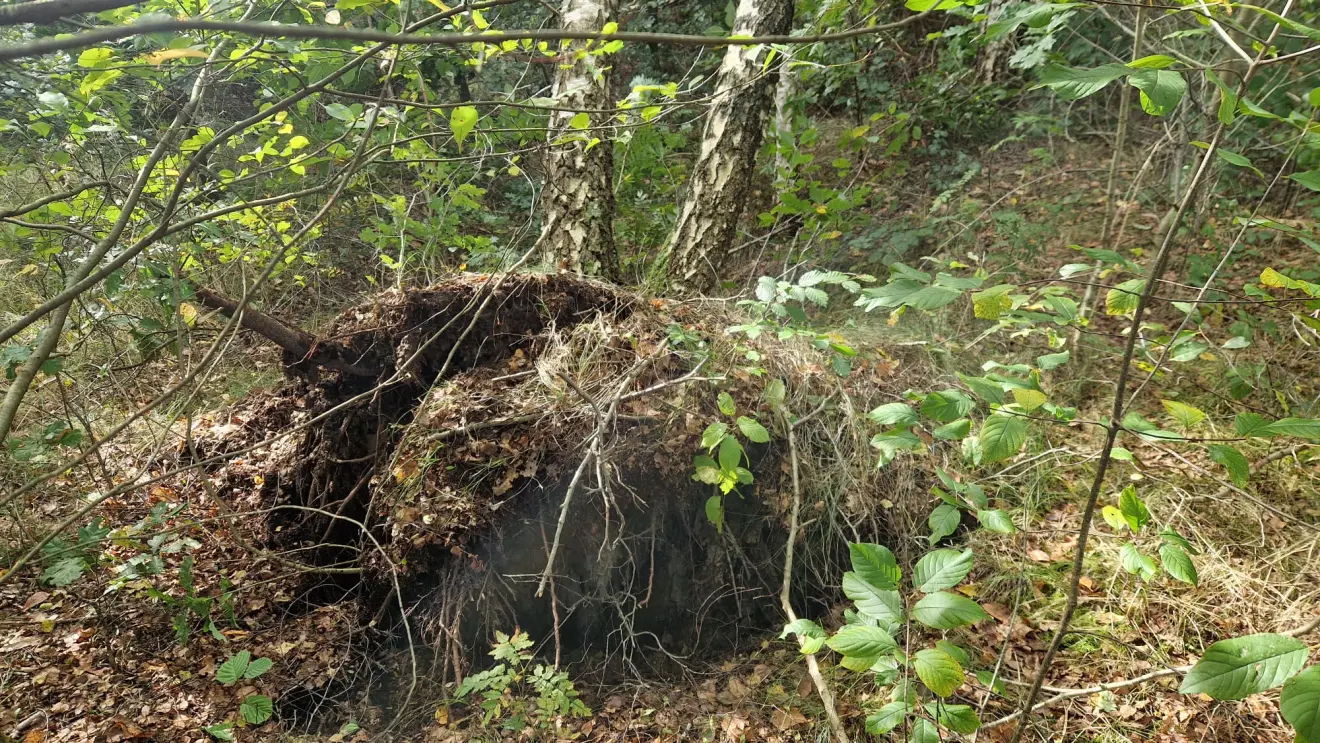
top-left (701, 422), bottom-right (728, 450)
top-left (1262, 418), bottom-right (1320, 440)
top-left (41, 557), bottom-right (87, 586)
top-left (717, 435), bottom-right (743, 471)
top-left (569, 112), bottom-right (590, 130)
top-left (913, 548), bottom-right (974, 593)
top-left (1289, 170), bottom-right (1320, 192)
top-left (958, 374), bottom-right (1005, 404)
top-left (914, 648), bottom-right (965, 697)
top-left (842, 573), bottom-right (904, 626)
top-left (217, 650), bottom-right (251, 685)
top-left (868, 402), bottom-right (918, 426)
top-left (780, 618), bottom-right (828, 654)
top-left (928, 504), bottom-right (961, 544)
top-left (705, 495), bottom-right (724, 533)
top-left (910, 717), bottom-right (941, 743)
top-left (976, 669), bottom-right (1007, 694)
top-left (1128, 54), bottom-right (1177, 69)
top-left (1159, 544), bottom-right (1198, 585)
top-left (1162, 399), bottom-right (1206, 430)
top-left (1118, 485), bottom-right (1151, 533)
top-left (933, 703), bottom-right (981, 733)
top-left (763, 378), bottom-right (786, 407)
top-left (239, 694), bottom-right (273, 725)
top-left (920, 389), bottom-right (975, 422)
top-left (717, 391), bottom-right (736, 416)
top-left (1035, 63), bottom-right (1130, 99)
top-left (1011, 388), bottom-right (1047, 411)
top-left (972, 284), bottom-right (1016, 319)
top-left (1105, 278), bottom-right (1146, 315)
top-left (977, 509), bottom-right (1016, 534)
top-left (736, 416), bottom-right (770, 443)
top-left (1236, 412), bottom-right (1271, 437)
top-left (324, 102), bottom-right (354, 121)
top-left (1205, 68), bottom-right (1237, 125)
top-left (1207, 444), bottom-right (1249, 487)
top-left (244, 656), bottom-right (273, 679)
top-left (1111, 447), bottom-right (1134, 462)
top-left (1120, 542), bottom-right (1157, 579)
top-left (1281, 665), bottom-right (1320, 743)
top-left (1216, 148), bottom-right (1262, 177)
top-left (450, 106), bottom-right (478, 150)
top-left (1102, 505), bottom-right (1126, 532)
top-left (1179, 634), bottom-right (1309, 699)
top-left (865, 701), bottom-right (912, 735)
top-left (931, 419), bottom-right (971, 441)
top-left (1037, 350), bottom-right (1070, 370)
top-left (826, 624), bottom-right (897, 659)
top-left (77, 47), bottom-right (115, 68)
top-left (203, 723), bottom-right (235, 741)
top-left (1129, 69), bottom-right (1186, 116)
top-left (850, 543), bottom-right (901, 590)
top-left (980, 413), bottom-right (1028, 463)
top-left (912, 592), bottom-right (989, 629)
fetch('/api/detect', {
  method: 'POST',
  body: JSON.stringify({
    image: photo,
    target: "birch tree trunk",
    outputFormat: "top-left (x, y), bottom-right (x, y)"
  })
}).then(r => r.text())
top-left (535, 0), bottom-right (618, 279)
top-left (661, 0), bottom-right (794, 293)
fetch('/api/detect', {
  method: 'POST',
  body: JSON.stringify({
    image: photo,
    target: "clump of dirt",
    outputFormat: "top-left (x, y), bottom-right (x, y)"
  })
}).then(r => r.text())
top-left (187, 271), bottom-right (925, 736)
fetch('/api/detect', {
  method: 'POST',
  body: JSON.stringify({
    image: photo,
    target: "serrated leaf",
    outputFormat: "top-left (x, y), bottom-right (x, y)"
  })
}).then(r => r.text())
top-left (912, 591), bottom-right (989, 629)
top-left (1180, 634), bottom-right (1309, 699)
top-left (717, 391), bottom-right (736, 416)
top-left (1012, 388), bottom-right (1047, 411)
top-left (849, 543), bottom-right (901, 590)
top-left (1120, 542), bottom-right (1157, 579)
top-left (717, 435), bottom-right (743, 471)
top-left (1037, 350), bottom-right (1070, 370)
top-left (41, 557), bottom-right (87, 586)
top-left (1160, 544), bottom-right (1198, 585)
top-left (217, 650), bottom-right (251, 685)
top-left (865, 700), bottom-right (912, 735)
top-left (1162, 399), bottom-right (1206, 430)
top-left (1129, 69), bottom-right (1186, 116)
top-left (700, 422), bottom-right (727, 450)
top-left (976, 509), bottom-right (1016, 534)
top-left (1235, 412), bottom-right (1271, 437)
top-left (980, 413), bottom-right (1028, 463)
top-left (842, 573), bottom-right (904, 626)
top-left (1262, 418), bottom-right (1320, 439)
top-left (736, 416), bottom-right (770, 443)
top-left (1105, 278), bottom-right (1146, 315)
top-left (910, 717), bottom-right (941, 743)
top-left (781, 618), bottom-right (828, 654)
top-left (868, 402), bottom-right (918, 426)
top-left (244, 656), bottom-right (273, 679)
top-left (931, 418), bottom-right (971, 440)
top-left (1118, 485), bottom-right (1150, 533)
top-left (763, 378), bottom-right (786, 407)
top-left (705, 495), bottom-right (724, 533)
top-left (958, 374), bottom-right (1005, 404)
top-left (1207, 444), bottom-right (1249, 487)
top-left (239, 694), bottom-right (273, 724)
top-left (914, 648), bottom-right (965, 697)
top-left (1035, 63), bottom-right (1130, 99)
top-left (203, 723), bottom-right (235, 741)
top-left (928, 504), bottom-right (961, 544)
top-left (1289, 170), bottom-right (1320, 192)
top-left (1281, 665), bottom-right (1320, 743)
top-left (913, 548), bottom-right (974, 593)
top-left (826, 624), bottom-right (897, 659)
top-left (920, 389), bottom-right (975, 422)
top-left (933, 703), bottom-right (981, 733)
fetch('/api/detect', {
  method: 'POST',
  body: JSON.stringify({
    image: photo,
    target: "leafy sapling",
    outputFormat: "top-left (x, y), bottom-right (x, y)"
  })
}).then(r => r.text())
top-left (204, 650), bottom-right (275, 740)
top-left (783, 542), bottom-right (993, 739)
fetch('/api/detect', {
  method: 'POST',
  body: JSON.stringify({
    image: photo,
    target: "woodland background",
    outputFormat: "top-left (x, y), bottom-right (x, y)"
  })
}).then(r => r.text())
top-left (2, 0), bottom-right (1320, 742)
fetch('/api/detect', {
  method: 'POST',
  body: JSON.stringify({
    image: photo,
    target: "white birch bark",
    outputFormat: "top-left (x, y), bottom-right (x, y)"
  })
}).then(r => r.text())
top-left (662, 0), bottom-right (794, 293)
top-left (535, 0), bottom-right (618, 278)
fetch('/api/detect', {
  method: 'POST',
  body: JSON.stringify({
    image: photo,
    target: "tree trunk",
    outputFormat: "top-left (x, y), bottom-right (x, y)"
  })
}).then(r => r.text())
top-left (535, 0), bottom-right (619, 279)
top-left (662, 0), bottom-right (794, 294)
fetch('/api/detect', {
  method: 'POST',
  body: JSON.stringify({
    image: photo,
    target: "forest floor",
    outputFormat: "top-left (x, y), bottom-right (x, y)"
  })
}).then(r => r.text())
top-left (2, 140), bottom-right (1318, 743)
